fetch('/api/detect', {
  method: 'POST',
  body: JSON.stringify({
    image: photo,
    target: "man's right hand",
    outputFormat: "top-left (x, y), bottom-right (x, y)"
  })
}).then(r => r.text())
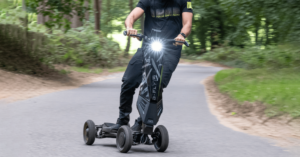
top-left (126, 28), bottom-right (140, 40)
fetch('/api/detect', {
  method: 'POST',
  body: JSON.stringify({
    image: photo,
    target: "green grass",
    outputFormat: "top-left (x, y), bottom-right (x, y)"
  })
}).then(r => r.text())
top-left (72, 67), bottom-right (103, 74)
top-left (72, 66), bottom-right (127, 73)
top-left (215, 68), bottom-right (300, 117)
top-left (108, 67), bottom-right (127, 73)
top-left (59, 69), bottom-right (71, 75)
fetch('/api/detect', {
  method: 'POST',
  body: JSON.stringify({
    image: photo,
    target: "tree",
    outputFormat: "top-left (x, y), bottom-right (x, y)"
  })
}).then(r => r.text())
top-left (28, 0), bottom-right (89, 32)
top-left (94, 0), bottom-right (101, 34)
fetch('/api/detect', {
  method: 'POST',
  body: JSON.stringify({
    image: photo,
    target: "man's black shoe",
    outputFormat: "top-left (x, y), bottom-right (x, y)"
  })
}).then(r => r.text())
top-left (102, 123), bottom-right (121, 133)
top-left (131, 120), bottom-right (142, 132)
top-left (110, 124), bottom-right (121, 131)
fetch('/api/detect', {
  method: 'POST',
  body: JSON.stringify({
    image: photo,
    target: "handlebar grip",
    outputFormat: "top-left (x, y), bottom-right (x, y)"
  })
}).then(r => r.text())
top-left (184, 41), bottom-right (190, 47)
top-left (173, 40), bottom-right (190, 47)
top-left (123, 31), bottom-right (128, 36)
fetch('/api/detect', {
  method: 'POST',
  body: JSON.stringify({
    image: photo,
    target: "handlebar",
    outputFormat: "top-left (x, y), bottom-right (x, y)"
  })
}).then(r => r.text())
top-left (165, 39), bottom-right (190, 47)
top-left (123, 31), bottom-right (189, 47)
top-left (123, 31), bottom-right (144, 41)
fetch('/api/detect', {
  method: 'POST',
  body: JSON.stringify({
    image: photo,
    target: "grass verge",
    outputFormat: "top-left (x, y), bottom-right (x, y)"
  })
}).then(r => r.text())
top-left (108, 67), bottom-right (127, 73)
top-left (72, 67), bottom-right (103, 74)
top-left (71, 66), bottom-right (127, 74)
top-left (215, 68), bottom-right (300, 117)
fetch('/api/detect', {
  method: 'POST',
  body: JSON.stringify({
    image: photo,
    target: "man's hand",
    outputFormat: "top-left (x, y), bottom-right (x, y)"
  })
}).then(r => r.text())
top-left (174, 34), bottom-right (186, 46)
top-left (126, 28), bottom-right (140, 40)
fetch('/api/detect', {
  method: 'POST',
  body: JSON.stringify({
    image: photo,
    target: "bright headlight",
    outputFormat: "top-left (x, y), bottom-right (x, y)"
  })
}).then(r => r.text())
top-left (151, 41), bottom-right (162, 52)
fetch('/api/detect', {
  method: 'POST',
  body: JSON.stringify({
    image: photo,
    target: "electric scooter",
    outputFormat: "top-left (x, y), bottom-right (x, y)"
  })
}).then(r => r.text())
top-left (83, 30), bottom-right (189, 153)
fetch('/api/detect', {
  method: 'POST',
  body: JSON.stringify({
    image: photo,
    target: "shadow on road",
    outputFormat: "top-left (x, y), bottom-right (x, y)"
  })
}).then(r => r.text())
top-left (92, 143), bottom-right (163, 154)
top-left (93, 144), bottom-right (117, 148)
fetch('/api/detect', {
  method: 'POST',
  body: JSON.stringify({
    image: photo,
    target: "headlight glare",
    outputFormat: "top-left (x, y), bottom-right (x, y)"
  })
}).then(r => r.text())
top-left (151, 41), bottom-right (162, 52)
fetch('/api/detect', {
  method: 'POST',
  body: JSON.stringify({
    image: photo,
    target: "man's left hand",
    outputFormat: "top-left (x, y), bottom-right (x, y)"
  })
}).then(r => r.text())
top-left (174, 34), bottom-right (185, 46)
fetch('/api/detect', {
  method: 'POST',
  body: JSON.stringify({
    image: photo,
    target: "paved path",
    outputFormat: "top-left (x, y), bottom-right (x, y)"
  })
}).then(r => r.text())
top-left (0, 65), bottom-right (291, 157)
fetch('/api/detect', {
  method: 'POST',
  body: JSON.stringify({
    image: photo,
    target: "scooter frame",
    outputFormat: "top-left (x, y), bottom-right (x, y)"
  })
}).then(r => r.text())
top-left (83, 30), bottom-right (189, 153)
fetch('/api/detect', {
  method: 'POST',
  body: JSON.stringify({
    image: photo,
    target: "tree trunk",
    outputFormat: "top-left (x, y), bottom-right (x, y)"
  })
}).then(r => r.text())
top-left (214, 0), bottom-right (225, 41)
top-left (37, 1), bottom-right (50, 25)
top-left (22, 0), bottom-right (29, 53)
top-left (37, 2), bottom-right (44, 24)
top-left (125, 36), bottom-right (131, 56)
top-left (22, 0), bottom-right (28, 27)
top-left (187, 16), bottom-right (195, 54)
top-left (265, 18), bottom-right (270, 45)
top-left (255, 24), bottom-right (259, 46)
top-left (85, 0), bottom-right (90, 21)
top-left (272, 22), bottom-right (279, 44)
top-left (124, 0), bottom-right (133, 57)
top-left (210, 0), bottom-right (224, 50)
top-left (71, 12), bottom-right (83, 28)
top-left (94, 0), bottom-right (101, 34)
top-left (254, 17), bottom-right (261, 46)
top-left (22, 0), bottom-right (26, 11)
top-left (99, 0), bottom-right (102, 29)
top-left (103, 0), bottom-right (111, 37)
top-left (199, 17), bottom-right (207, 53)
top-left (210, 31), bottom-right (218, 50)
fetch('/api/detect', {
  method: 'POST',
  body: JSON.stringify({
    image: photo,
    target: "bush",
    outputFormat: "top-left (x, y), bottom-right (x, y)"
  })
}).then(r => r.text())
top-left (202, 46), bottom-right (300, 69)
top-left (42, 23), bottom-right (125, 67)
top-left (0, 7), bottom-right (126, 72)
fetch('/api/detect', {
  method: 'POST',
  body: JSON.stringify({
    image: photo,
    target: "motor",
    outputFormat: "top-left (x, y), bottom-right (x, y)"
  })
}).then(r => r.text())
top-left (83, 30), bottom-right (189, 153)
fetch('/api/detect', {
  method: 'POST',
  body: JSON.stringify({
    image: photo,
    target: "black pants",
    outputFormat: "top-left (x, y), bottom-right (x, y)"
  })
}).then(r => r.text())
top-left (117, 48), bottom-right (181, 125)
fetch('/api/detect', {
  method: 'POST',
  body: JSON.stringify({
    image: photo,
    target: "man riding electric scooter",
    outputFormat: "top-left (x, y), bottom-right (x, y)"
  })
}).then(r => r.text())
top-left (108, 0), bottom-right (193, 132)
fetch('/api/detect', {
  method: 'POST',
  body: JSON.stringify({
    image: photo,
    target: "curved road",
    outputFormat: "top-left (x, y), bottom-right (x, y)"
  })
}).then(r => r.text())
top-left (0, 64), bottom-right (291, 157)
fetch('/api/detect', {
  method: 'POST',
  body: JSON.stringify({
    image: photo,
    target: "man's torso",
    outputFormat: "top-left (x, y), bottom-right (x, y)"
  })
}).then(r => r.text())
top-left (143, 0), bottom-right (184, 40)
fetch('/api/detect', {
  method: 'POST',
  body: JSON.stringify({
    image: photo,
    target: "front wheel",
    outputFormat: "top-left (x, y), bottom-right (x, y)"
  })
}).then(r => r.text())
top-left (83, 120), bottom-right (96, 145)
top-left (153, 125), bottom-right (169, 152)
top-left (116, 126), bottom-right (133, 153)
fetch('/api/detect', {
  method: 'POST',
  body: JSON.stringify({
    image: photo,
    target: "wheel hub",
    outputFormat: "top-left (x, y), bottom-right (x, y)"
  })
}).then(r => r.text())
top-left (86, 128), bottom-right (89, 137)
top-left (118, 132), bottom-right (126, 147)
top-left (154, 131), bottom-right (162, 148)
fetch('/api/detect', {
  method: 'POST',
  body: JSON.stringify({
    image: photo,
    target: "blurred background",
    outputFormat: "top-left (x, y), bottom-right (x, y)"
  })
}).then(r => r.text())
top-left (1, 0), bottom-right (300, 117)
top-left (1, 0), bottom-right (300, 68)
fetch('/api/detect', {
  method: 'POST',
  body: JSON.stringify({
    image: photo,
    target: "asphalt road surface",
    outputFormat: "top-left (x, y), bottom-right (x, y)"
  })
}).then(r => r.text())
top-left (0, 64), bottom-right (292, 157)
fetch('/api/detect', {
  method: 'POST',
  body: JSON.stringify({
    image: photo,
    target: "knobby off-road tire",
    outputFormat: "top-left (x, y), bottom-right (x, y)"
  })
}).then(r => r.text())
top-left (116, 125), bottom-right (133, 153)
top-left (83, 120), bottom-right (96, 145)
top-left (154, 125), bottom-right (169, 152)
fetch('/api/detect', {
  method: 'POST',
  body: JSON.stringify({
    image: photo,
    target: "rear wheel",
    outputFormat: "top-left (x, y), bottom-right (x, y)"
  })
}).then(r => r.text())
top-left (116, 126), bottom-right (133, 153)
top-left (153, 125), bottom-right (169, 152)
top-left (83, 120), bottom-right (96, 145)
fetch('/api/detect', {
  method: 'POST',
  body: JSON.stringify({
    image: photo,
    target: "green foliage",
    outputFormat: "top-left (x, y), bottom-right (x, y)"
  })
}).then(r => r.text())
top-left (215, 68), bottom-right (300, 117)
top-left (39, 22), bottom-right (124, 67)
top-left (86, 0), bottom-right (141, 37)
top-left (202, 46), bottom-right (300, 69)
top-left (0, 0), bottom-right (13, 9)
top-left (2, 0), bottom-right (300, 67)
top-left (24, 0), bottom-right (141, 35)
top-left (0, 6), bottom-right (26, 24)
top-left (0, 7), bottom-right (125, 69)
top-left (184, 0), bottom-right (300, 55)
top-left (27, 0), bottom-right (89, 32)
